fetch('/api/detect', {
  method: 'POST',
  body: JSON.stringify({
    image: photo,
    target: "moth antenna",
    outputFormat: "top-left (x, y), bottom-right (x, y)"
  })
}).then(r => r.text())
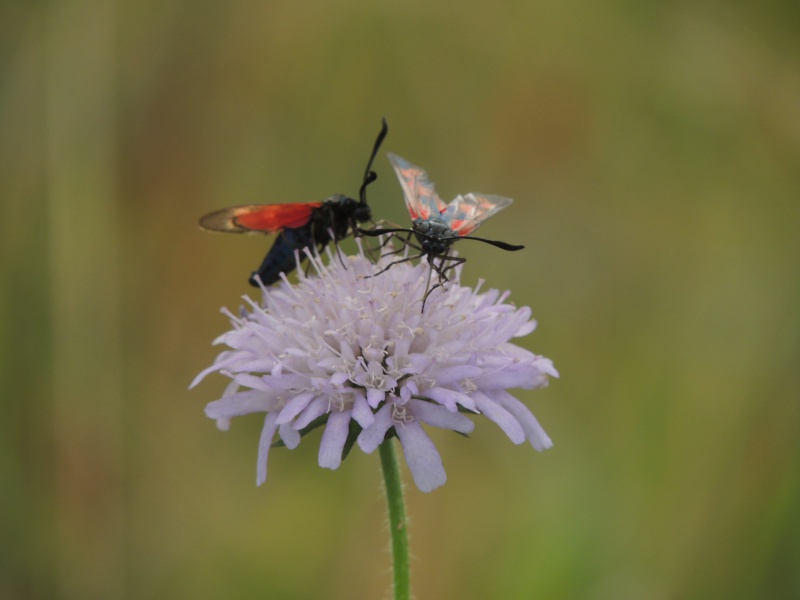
top-left (359, 118), bottom-right (389, 205)
top-left (457, 236), bottom-right (524, 251)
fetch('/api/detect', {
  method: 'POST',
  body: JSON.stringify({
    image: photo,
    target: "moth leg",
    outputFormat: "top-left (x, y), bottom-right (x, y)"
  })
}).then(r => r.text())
top-left (421, 254), bottom-right (466, 311)
top-left (359, 218), bottom-right (388, 262)
top-left (380, 230), bottom-right (416, 258)
top-left (368, 251), bottom-right (425, 278)
top-left (436, 254), bottom-right (467, 280)
top-left (429, 253), bottom-right (467, 284)
top-left (364, 220), bottom-right (406, 254)
top-left (420, 260), bottom-right (438, 312)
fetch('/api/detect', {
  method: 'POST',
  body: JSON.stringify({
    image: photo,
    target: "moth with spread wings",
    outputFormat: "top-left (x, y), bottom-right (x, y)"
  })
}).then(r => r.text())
top-left (361, 152), bottom-right (524, 307)
top-left (199, 119), bottom-right (388, 287)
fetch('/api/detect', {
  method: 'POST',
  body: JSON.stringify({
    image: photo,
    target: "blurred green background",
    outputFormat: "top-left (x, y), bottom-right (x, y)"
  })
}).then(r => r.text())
top-left (2, 1), bottom-right (799, 598)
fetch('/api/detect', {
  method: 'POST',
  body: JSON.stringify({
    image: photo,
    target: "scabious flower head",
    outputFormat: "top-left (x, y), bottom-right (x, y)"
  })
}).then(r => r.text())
top-left (192, 243), bottom-right (557, 492)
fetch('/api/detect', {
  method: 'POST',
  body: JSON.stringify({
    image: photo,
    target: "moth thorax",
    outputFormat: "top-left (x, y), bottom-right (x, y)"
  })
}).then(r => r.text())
top-left (413, 218), bottom-right (456, 256)
top-left (327, 194), bottom-right (370, 223)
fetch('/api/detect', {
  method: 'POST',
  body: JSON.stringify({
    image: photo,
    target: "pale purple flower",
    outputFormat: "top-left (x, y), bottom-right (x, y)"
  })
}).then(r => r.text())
top-left (191, 244), bottom-right (557, 492)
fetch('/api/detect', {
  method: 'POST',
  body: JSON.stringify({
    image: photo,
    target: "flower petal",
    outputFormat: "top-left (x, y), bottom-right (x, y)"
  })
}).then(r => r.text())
top-left (351, 390), bottom-right (375, 428)
top-left (190, 354), bottom-right (242, 388)
top-left (471, 363), bottom-right (541, 391)
top-left (491, 390), bottom-right (552, 450)
top-left (358, 404), bottom-right (394, 453)
top-left (472, 391), bottom-right (525, 444)
top-left (256, 413), bottom-right (279, 485)
top-left (293, 396), bottom-right (329, 430)
top-left (205, 390), bottom-right (271, 420)
top-left (409, 399), bottom-right (474, 434)
top-left (330, 371), bottom-right (350, 386)
top-left (275, 391), bottom-right (316, 425)
top-left (430, 365), bottom-right (483, 387)
top-left (279, 423), bottom-right (301, 449)
top-left (394, 422), bottom-right (446, 493)
top-left (534, 356), bottom-right (560, 379)
top-left (514, 316), bottom-right (537, 337)
top-left (231, 373), bottom-right (272, 391)
top-left (318, 410), bottom-right (351, 469)
top-left (367, 388), bottom-right (386, 408)
top-left (425, 387), bottom-right (477, 412)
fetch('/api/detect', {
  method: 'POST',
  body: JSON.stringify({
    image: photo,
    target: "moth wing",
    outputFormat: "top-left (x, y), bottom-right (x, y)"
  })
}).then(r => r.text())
top-left (199, 203), bottom-right (322, 234)
top-left (443, 193), bottom-right (514, 236)
top-left (388, 153), bottom-right (448, 221)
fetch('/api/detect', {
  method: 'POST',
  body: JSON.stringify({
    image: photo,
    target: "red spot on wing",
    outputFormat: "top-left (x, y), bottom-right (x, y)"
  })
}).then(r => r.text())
top-left (449, 219), bottom-right (470, 234)
top-left (234, 203), bottom-right (322, 232)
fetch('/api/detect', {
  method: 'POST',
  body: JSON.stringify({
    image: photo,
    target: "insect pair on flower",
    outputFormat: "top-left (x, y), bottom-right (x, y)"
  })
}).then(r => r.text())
top-left (199, 120), bottom-right (523, 305)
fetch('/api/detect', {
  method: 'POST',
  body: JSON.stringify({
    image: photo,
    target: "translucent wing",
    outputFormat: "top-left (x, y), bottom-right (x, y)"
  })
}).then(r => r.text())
top-left (442, 193), bottom-right (514, 236)
top-left (388, 153), bottom-right (447, 221)
top-left (199, 203), bottom-right (322, 234)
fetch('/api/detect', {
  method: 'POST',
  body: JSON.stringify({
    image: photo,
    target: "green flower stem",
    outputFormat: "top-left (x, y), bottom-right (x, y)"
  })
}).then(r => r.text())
top-left (379, 439), bottom-right (410, 600)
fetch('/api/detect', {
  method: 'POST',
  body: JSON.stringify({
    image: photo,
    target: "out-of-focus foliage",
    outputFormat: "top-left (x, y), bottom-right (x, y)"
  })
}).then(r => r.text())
top-left (2, 1), bottom-right (798, 598)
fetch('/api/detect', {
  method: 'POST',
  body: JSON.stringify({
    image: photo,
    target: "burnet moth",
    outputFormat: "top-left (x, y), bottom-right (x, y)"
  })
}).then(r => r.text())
top-left (361, 153), bottom-right (523, 308)
top-left (199, 119), bottom-right (388, 287)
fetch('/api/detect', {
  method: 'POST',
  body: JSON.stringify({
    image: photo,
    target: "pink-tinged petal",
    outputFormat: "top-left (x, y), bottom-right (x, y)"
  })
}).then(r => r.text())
top-left (409, 399), bottom-right (474, 434)
top-left (256, 413), bottom-right (279, 485)
top-left (351, 391), bottom-right (375, 428)
top-left (275, 391), bottom-right (316, 425)
top-left (491, 390), bottom-right (552, 450)
top-left (318, 411), bottom-right (351, 469)
top-left (395, 422), bottom-right (446, 493)
top-left (357, 404), bottom-right (394, 453)
top-left (279, 423), bottom-right (301, 449)
top-left (472, 391), bottom-right (525, 444)
top-left (425, 387), bottom-right (477, 412)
